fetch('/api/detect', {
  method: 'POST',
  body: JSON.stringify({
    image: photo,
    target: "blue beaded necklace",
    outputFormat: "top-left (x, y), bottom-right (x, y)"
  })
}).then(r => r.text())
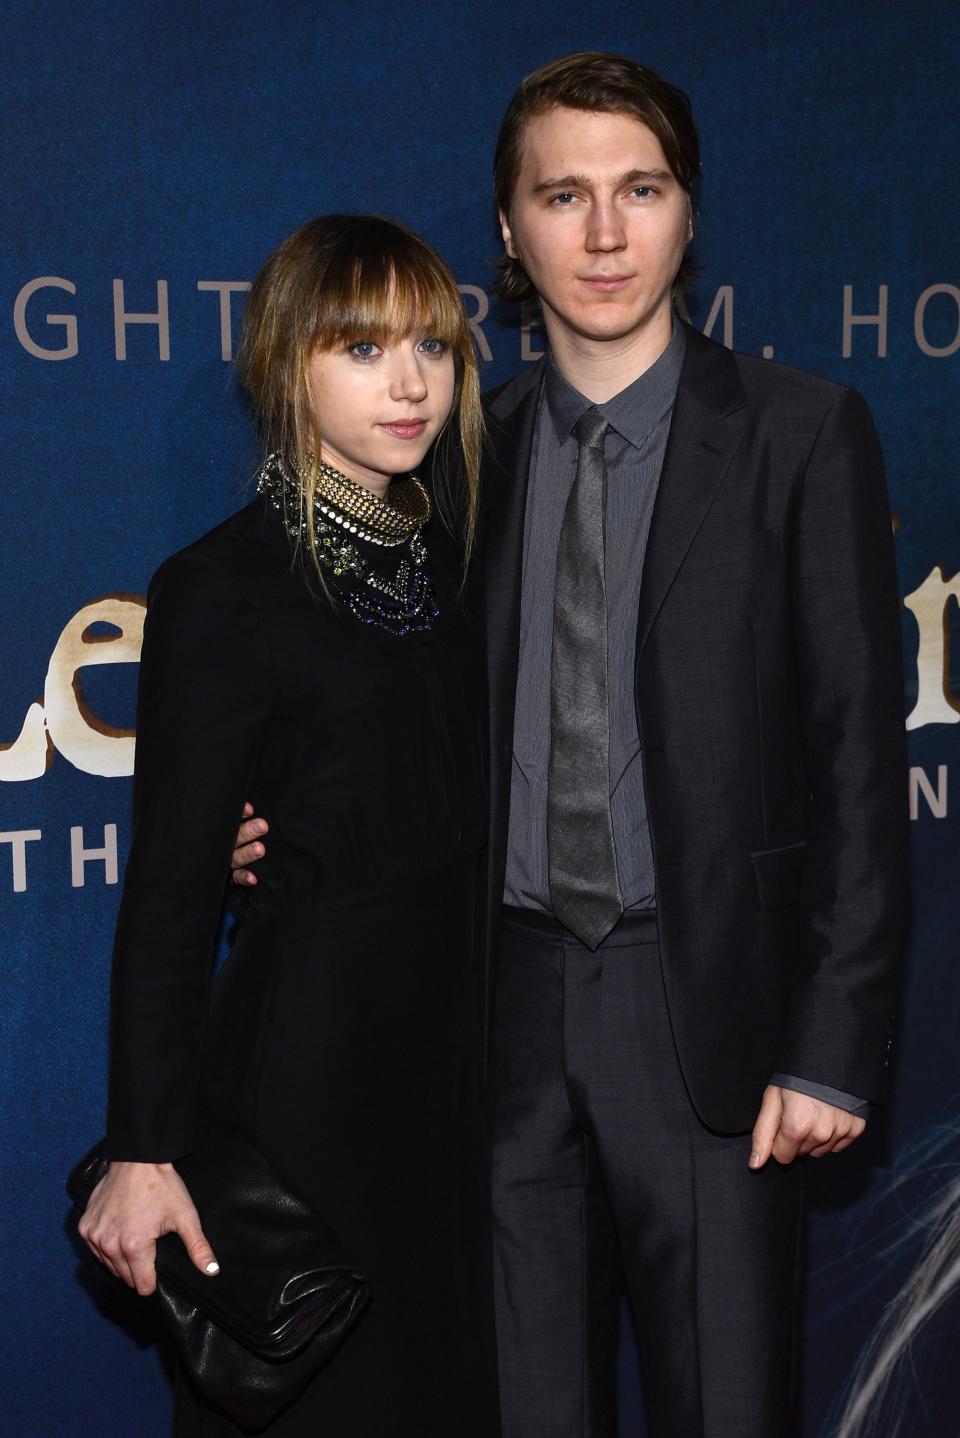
top-left (256, 453), bottom-right (440, 637)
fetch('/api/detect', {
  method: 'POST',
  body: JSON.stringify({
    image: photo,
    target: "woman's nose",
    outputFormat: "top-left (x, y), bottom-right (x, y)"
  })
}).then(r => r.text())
top-left (389, 352), bottom-right (428, 402)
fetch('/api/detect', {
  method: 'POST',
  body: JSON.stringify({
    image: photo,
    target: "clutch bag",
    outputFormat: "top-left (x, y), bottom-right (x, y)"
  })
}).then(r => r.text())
top-left (68, 1118), bottom-right (371, 1431)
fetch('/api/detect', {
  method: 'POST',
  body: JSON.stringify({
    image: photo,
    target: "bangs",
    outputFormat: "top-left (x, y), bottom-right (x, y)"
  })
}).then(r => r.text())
top-left (311, 250), bottom-right (465, 351)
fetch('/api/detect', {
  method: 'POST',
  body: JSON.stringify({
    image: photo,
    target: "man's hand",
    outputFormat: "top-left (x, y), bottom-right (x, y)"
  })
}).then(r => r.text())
top-left (231, 801), bottom-right (268, 886)
top-left (749, 1084), bottom-right (866, 1169)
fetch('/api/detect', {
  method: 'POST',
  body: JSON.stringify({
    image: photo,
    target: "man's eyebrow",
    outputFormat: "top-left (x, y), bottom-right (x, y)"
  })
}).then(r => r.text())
top-left (616, 168), bottom-right (675, 186)
top-left (532, 168), bottom-right (675, 194)
top-left (532, 173), bottom-right (592, 194)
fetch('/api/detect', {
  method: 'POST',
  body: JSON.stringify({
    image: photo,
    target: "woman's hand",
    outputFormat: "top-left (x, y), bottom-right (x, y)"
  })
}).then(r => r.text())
top-left (78, 1160), bottom-right (219, 1296)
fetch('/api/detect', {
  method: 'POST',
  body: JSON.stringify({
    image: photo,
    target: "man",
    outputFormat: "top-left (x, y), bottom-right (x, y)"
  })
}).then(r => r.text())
top-left (234, 53), bottom-right (908, 1437)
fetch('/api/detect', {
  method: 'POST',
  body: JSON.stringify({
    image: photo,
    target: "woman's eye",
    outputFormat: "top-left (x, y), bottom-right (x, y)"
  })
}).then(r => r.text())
top-left (348, 341), bottom-right (381, 361)
top-left (418, 338), bottom-right (448, 356)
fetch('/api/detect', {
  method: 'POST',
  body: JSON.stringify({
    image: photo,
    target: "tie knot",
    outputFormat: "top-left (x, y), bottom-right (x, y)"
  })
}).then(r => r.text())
top-left (573, 407), bottom-right (609, 451)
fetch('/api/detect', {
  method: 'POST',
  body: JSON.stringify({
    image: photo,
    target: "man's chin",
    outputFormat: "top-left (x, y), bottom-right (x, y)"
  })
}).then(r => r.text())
top-left (565, 309), bottom-right (662, 345)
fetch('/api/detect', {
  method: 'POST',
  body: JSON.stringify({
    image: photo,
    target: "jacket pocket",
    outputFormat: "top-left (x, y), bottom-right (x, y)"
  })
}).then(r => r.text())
top-left (750, 840), bottom-right (806, 910)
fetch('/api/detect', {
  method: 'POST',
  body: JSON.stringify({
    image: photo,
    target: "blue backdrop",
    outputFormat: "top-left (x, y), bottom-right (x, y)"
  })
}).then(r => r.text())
top-left (3, 3), bottom-right (958, 1434)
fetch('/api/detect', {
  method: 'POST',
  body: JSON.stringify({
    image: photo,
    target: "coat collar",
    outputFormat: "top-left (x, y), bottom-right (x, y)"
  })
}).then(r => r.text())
top-left (479, 359), bottom-right (544, 941)
top-left (633, 322), bottom-right (748, 659)
top-left (480, 322), bottom-right (749, 666)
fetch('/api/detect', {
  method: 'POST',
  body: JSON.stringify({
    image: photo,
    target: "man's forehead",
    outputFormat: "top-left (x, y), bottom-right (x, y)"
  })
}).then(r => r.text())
top-left (518, 106), bottom-right (670, 173)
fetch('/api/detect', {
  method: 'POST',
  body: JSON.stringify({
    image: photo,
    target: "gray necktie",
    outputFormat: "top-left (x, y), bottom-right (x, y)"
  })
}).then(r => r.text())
top-left (547, 407), bottom-right (624, 949)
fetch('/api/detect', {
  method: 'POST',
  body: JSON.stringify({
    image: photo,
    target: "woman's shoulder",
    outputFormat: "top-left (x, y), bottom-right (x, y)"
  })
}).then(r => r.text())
top-left (149, 497), bottom-right (290, 603)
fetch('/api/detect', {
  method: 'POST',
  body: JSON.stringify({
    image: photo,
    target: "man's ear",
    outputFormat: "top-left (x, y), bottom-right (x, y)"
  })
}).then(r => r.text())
top-left (499, 208), bottom-right (518, 260)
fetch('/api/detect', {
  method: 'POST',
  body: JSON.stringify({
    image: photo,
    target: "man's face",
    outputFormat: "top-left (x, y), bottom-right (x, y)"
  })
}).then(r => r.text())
top-left (500, 106), bottom-right (692, 351)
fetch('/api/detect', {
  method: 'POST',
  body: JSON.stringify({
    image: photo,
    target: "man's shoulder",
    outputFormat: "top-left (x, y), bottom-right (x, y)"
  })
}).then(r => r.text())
top-left (688, 324), bottom-right (856, 422)
top-left (729, 347), bottom-right (847, 407)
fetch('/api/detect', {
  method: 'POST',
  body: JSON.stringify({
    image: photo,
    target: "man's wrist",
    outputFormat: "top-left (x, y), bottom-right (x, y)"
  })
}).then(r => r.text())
top-left (770, 1073), bottom-right (869, 1119)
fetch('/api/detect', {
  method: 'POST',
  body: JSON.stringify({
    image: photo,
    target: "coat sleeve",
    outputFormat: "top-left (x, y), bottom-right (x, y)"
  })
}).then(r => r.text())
top-left (776, 386), bottom-right (910, 1102)
top-left (105, 548), bottom-right (274, 1161)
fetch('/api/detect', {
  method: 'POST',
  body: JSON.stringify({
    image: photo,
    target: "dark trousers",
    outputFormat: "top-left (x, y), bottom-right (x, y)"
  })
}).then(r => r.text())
top-left (489, 907), bottom-right (804, 1438)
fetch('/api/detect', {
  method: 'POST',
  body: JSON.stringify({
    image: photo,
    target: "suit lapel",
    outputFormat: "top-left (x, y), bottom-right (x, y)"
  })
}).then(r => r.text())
top-left (480, 361), bottom-right (543, 925)
top-left (635, 324), bottom-right (749, 659)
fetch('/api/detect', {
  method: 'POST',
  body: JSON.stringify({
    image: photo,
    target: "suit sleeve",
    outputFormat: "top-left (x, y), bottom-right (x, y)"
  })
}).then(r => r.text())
top-left (105, 549), bottom-right (274, 1162)
top-left (776, 387), bottom-right (910, 1103)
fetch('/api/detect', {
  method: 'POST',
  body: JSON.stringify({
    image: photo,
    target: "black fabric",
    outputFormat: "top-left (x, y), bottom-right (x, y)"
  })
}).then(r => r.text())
top-left (69, 1120), bottom-right (370, 1431)
top-left (105, 496), bottom-right (499, 1436)
top-left (490, 909), bottom-right (804, 1438)
top-left (481, 322), bottom-right (910, 1129)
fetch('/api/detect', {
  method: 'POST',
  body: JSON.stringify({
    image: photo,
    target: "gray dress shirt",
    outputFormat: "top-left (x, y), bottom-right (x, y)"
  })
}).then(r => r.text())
top-left (504, 322), bottom-right (686, 912)
top-left (500, 318), bottom-right (867, 1120)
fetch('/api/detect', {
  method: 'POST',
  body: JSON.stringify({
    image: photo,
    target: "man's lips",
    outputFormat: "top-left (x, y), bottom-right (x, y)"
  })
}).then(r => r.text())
top-left (379, 420), bottom-right (428, 438)
top-left (578, 274), bottom-right (634, 291)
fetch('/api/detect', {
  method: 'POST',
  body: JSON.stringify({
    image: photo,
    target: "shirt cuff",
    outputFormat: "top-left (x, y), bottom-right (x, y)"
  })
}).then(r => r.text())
top-left (770, 1073), bottom-right (869, 1119)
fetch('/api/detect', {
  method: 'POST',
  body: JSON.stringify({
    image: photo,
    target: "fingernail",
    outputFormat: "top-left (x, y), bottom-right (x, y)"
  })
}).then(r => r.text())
top-left (205, 1261), bottom-right (220, 1275)
top-left (749, 1152), bottom-right (761, 1168)
top-left (253, 822), bottom-right (266, 835)
top-left (246, 873), bottom-right (256, 885)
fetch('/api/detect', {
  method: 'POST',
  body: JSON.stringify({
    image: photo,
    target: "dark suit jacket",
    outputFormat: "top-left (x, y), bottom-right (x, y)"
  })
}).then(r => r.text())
top-left (479, 322), bottom-right (909, 1133)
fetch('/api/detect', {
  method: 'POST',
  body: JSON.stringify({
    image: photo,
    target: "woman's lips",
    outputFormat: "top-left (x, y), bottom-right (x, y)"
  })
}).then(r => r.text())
top-left (380, 420), bottom-right (427, 439)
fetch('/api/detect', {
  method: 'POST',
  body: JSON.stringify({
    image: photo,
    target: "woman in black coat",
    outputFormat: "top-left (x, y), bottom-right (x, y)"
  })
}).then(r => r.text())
top-left (78, 214), bottom-right (499, 1437)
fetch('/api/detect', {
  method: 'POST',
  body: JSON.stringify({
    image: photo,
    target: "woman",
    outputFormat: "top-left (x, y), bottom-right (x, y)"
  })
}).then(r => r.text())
top-left (78, 214), bottom-right (499, 1436)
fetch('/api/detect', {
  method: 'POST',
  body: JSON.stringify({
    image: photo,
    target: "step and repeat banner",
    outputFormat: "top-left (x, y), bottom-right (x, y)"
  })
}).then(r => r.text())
top-left (3, 3), bottom-right (958, 1434)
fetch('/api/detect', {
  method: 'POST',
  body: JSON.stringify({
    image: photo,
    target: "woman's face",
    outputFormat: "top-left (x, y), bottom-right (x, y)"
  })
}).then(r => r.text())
top-left (307, 332), bottom-right (456, 494)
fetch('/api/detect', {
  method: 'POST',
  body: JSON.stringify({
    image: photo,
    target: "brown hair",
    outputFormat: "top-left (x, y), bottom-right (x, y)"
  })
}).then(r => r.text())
top-left (493, 51), bottom-right (701, 301)
top-left (237, 213), bottom-right (482, 572)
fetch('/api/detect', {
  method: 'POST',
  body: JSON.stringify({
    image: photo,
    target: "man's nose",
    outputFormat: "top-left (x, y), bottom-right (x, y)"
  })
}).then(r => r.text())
top-left (585, 200), bottom-right (627, 252)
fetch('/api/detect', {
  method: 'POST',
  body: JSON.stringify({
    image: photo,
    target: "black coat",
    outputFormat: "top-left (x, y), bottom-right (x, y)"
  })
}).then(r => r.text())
top-left (479, 322), bottom-right (910, 1133)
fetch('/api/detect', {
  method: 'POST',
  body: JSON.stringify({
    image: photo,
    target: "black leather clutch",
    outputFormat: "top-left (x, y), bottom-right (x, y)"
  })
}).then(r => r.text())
top-left (68, 1118), bottom-right (371, 1431)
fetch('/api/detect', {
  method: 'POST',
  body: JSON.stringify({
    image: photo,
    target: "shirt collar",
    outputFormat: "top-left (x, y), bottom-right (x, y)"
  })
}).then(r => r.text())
top-left (544, 316), bottom-right (686, 450)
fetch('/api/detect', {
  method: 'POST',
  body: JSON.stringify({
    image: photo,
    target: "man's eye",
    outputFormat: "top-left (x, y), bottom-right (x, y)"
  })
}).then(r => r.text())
top-left (631, 186), bottom-right (655, 199)
top-left (418, 338), bottom-right (448, 355)
top-left (551, 193), bottom-right (576, 206)
top-left (348, 341), bottom-right (380, 360)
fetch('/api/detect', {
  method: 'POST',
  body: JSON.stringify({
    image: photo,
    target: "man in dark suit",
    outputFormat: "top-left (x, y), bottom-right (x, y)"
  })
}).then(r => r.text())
top-left (234, 52), bottom-right (908, 1437)
top-left (475, 52), bottom-right (907, 1438)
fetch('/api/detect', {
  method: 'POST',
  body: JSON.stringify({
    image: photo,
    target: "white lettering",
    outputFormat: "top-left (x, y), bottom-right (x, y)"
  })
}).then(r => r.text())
top-left (44, 597), bottom-right (146, 776)
top-left (113, 279), bottom-right (170, 361)
top-left (913, 284), bottom-right (960, 359)
top-left (700, 285), bottom-right (734, 349)
top-left (0, 702), bottom-right (51, 781)
top-left (842, 285), bottom-right (888, 358)
top-left (70, 823), bottom-right (119, 887)
top-left (904, 566), bottom-right (960, 729)
top-left (197, 281), bottom-right (251, 361)
top-left (520, 301), bottom-right (545, 362)
top-left (458, 285), bottom-right (493, 362)
top-left (909, 765), bottom-right (948, 820)
top-left (0, 830), bottom-right (42, 892)
top-left (13, 277), bottom-right (79, 360)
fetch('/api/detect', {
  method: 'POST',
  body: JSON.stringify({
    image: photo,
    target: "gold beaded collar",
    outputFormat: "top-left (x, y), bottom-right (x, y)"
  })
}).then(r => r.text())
top-left (256, 452), bottom-right (431, 549)
top-left (313, 457), bottom-right (431, 547)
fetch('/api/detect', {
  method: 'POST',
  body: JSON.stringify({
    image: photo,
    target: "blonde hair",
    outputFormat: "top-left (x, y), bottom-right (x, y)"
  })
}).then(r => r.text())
top-left (237, 213), bottom-right (482, 573)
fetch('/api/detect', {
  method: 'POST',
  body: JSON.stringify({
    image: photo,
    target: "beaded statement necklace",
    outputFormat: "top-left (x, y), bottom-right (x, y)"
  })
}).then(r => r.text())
top-left (256, 452), bottom-right (440, 637)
